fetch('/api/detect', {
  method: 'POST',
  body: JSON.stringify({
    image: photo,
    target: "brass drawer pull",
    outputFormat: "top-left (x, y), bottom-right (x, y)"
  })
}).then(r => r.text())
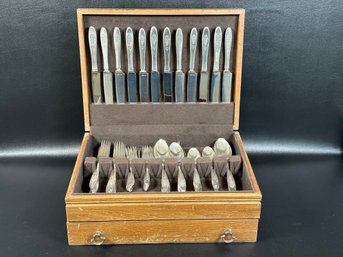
top-left (220, 228), bottom-right (237, 244)
top-left (91, 231), bottom-right (106, 245)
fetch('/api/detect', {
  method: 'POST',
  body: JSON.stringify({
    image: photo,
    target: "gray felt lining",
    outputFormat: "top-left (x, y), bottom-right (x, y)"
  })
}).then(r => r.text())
top-left (89, 103), bottom-right (234, 145)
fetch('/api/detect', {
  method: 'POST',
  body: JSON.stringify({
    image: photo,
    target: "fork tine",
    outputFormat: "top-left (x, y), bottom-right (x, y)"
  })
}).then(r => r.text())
top-left (98, 140), bottom-right (106, 157)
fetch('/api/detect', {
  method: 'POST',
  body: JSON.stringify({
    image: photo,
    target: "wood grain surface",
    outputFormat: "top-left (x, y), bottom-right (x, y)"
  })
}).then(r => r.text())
top-left (66, 201), bottom-right (261, 222)
top-left (67, 218), bottom-right (258, 245)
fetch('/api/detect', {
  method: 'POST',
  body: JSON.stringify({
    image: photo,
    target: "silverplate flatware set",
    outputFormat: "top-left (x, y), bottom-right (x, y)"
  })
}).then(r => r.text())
top-left (86, 138), bottom-right (237, 193)
top-left (88, 26), bottom-right (233, 104)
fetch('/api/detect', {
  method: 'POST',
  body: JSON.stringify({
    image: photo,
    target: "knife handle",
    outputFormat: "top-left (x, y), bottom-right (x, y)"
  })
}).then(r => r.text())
top-left (126, 27), bottom-right (134, 72)
top-left (189, 28), bottom-right (197, 71)
top-left (163, 27), bottom-right (171, 72)
top-left (100, 27), bottom-right (109, 71)
top-left (113, 27), bottom-right (122, 70)
top-left (175, 28), bottom-right (183, 71)
top-left (213, 26), bottom-right (222, 72)
top-left (139, 28), bottom-right (146, 71)
top-left (201, 27), bottom-right (210, 72)
top-left (150, 26), bottom-right (158, 71)
top-left (88, 26), bottom-right (98, 72)
top-left (224, 27), bottom-right (233, 70)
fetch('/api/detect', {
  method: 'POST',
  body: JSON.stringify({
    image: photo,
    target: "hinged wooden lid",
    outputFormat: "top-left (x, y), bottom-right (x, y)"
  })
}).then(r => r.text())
top-left (77, 8), bottom-right (245, 132)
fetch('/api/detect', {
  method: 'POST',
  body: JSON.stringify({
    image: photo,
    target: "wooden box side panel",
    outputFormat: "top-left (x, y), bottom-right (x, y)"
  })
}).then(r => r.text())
top-left (67, 219), bottom-right (258, 245)
top-left (233, 132), bottom-right (262, 196)
top-left (65, 133), bottom-right (90, 200)
top-left (66, 201), bottom-right (261, 222)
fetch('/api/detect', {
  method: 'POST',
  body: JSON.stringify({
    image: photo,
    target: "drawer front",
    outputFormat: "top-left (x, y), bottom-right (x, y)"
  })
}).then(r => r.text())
top-left (67, 219), bottom-right (258, 245)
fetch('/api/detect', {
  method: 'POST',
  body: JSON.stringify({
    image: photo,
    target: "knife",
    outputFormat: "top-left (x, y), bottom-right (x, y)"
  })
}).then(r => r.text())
top-left (138, 28), bottom-right (149, 102)
top-left (150, 26), bottom-right (161, 102)
top-left (210, 26), bottom-right (222, 102)
top-left (100, 27), bottom-right (114, 104)
top-left (88, 26), bottom-right (102, 103)
top-left (222, 27), bottom-right (233, 102)
top-left (187, 27), bottom-right (198, 102)
top-left (126, 27), bottom-right (138, 103)
top-left (199, 27), bottom-right (210, 102)
top-left (175, 28), bottom-right (185, 102)
top-left (162, 27), bottom-right (173, 102)
top-left (113, 27), bottom-right (126, 103)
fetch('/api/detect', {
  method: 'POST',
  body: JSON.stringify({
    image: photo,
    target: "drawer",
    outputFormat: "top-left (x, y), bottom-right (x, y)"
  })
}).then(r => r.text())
top-left (67, 219), bottom-right (259, 245)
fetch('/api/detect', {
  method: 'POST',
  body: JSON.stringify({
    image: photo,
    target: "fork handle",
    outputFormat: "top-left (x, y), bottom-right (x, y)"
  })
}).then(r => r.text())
top-left (106, 165), bottom-right (117, 193)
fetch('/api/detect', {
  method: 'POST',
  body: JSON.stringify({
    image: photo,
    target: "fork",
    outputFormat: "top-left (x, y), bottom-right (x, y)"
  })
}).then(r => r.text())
top-left (106, 141), bottom-right (125, 193)
top-left (125, 146), bottom-right (138, 192)
top-left (142, 145), bottom-right (154, 191)
top-left (89, 140), bottom-right (111, 193)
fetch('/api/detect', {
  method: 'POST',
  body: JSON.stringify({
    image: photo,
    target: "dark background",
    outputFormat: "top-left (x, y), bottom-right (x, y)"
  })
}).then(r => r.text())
top-left (0, 0), bottom-right (342, 257)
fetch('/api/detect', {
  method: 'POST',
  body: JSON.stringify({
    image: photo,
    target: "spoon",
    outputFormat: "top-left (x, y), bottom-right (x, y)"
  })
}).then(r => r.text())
top-left (213, 138), bottom-right (236, 191)
top-left (170, 142), bottom-right (186, 192)
top-left (187, 147), bottom-right (202, 192)
top-left (202, 146), bottom-right (220, 191)
top-left (154, 139), bottom-right (170, 192)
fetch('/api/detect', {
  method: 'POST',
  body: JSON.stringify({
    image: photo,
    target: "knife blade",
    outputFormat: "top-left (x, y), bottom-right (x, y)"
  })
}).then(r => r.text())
top-left (175, 28), bottom-right (185, 102)
top-left (199, 27), bottom-right (210, 102)
top-left (187, 27), bottom-right (198, 102)
top-left (88, 26), bottom-right (102, 103)
top-left (100, 27), bottom-right (114, 104)
top-left (113, 27), bottom-right (126, 103)
top-left (162, 27), bottom-right (173, 102)
top-left (210, 26), bottom-right (222, 102)
top-left (222, 27), bottom-right (233, 102)
top-left (138, 28), bottom-right (149, 102)
top-left (126, 27), bottom-right (138, 103)
top-left (150, 26), bottom-right (161, 102)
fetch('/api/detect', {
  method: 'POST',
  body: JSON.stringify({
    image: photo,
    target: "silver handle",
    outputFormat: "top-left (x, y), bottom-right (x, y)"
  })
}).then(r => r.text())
top-left (175, 28), bottom-right (183, 71)
top-left (224, 27), bottom-right (233, 70)
top-left (100, 27), bottom-right (109, 71)
top-left (89, 163), bottom-right (100, 193)
top-left (113, 27), bottom-right (122, 70)
top-left (150, 26), bottom-right (158, 72)
top-left (88, 26), bottom-right (98, 72)
top-left (91, 231), bottom-right (106, 245)
top-left (220, 228), bottom-right (237, 244)
top-left (213, 26), bottom-right (222, 72)
top-left (126, 27), bottom-right (134, 72)
top-left (163, 27), bottom-right (171, 72)
top-left (139, 28), bottom-right (146, 71)
top-left (105, 165), bottom-right (117, 193)
top-left (189, 28), bottom-right (197, 71)
top-left (201, 27), bottom-right (210, 72)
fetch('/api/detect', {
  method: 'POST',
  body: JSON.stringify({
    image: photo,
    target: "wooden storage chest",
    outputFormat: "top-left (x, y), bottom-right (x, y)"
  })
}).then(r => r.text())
top-left (65, 8), bottom-right (262, 245)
